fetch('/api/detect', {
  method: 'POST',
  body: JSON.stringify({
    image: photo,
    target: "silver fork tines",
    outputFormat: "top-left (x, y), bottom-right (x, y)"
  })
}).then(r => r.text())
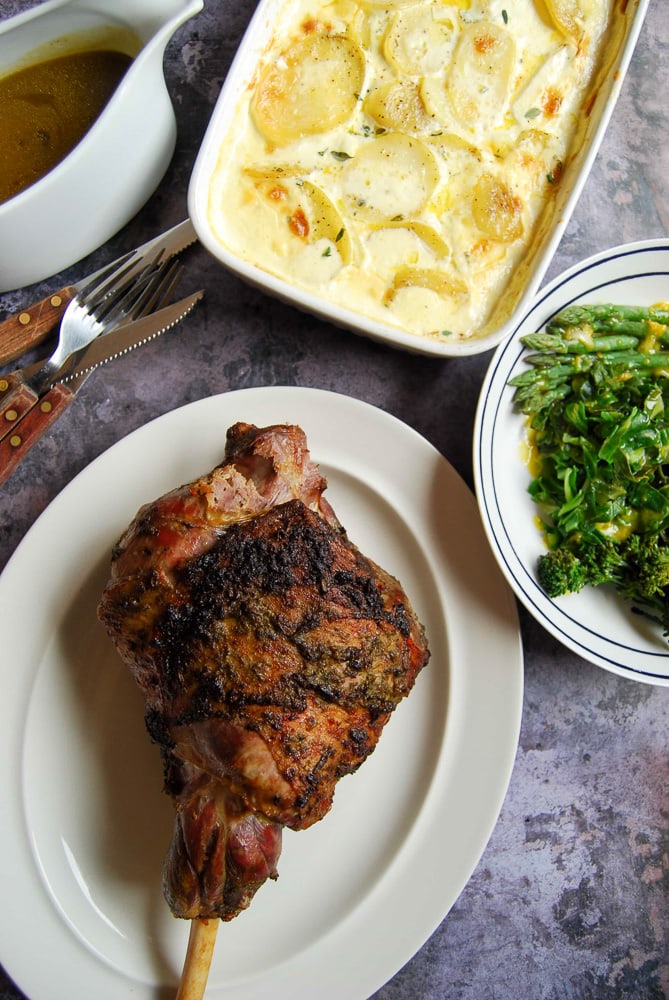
top-left (27, 255), bottom-right (183, 395)
top-left (100, 255), bottom-right (185, 327)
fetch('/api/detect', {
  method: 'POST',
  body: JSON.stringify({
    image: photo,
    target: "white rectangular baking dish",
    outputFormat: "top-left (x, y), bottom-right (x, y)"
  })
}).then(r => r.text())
top-left (188, 0), bottom-right (650, 357)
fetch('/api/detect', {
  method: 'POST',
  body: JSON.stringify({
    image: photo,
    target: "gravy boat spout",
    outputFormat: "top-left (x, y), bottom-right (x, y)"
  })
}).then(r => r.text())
top-left (0, 0), bottom-right (203, 292)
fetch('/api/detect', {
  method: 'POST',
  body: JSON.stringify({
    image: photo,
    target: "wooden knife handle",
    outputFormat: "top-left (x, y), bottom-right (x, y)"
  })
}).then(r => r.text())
top-left (0, 383), bottom-right (75, 487)
top-left (0, 286), bottom-right (76, 366)
top-left (0, 373), bottom-right (40, 443)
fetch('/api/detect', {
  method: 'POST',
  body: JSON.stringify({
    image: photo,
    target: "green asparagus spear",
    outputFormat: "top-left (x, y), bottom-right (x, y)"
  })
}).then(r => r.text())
top-left (548, 302), bottom-right (669, 332)
top-left (520, 332), bottom-right (641, 353)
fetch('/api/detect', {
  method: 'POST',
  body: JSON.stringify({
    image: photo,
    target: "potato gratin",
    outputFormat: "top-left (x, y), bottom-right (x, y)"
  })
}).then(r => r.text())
top-left (207, 0), bottom-right (618, 344)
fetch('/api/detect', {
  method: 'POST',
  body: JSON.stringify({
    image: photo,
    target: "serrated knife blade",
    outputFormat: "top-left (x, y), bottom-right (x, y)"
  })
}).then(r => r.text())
top-left (0, 288), bottom-right (203, 486)
top-left (0, 218), bottom-right (198, 366)
top-left (59, 288), bottom-right (204, 384)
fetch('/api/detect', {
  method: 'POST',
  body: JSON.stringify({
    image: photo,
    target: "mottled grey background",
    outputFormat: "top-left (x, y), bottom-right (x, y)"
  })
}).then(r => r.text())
top-left (0, 1), bottom-right (667, 998)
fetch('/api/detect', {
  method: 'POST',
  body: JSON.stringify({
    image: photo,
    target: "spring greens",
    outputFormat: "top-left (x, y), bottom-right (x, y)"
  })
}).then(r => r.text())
top-left (509, 302), bottom-right (669, 639)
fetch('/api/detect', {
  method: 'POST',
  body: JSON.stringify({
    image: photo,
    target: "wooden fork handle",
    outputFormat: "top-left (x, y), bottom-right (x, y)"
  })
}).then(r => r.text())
top-left (0, 383), bottom-right (75, 486)
top-left (0, 286), bottom-right (76, 366)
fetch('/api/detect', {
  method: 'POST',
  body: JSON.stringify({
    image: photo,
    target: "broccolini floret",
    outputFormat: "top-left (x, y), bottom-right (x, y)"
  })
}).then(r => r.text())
top-left (537, 532), bottom-right (669, 633)
top-left (620, 533), bottom-right (669, 597)
top-left (537, 536), bottom-right (624, 597)
top-left (537, 548), bottom-right (588, 597)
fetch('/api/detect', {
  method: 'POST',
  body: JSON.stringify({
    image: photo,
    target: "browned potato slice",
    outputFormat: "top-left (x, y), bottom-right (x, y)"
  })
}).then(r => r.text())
top-left (471, 173), bottom-right (524, 243)
top-left (501, 129), bottom-right (566, 197)
top-left (364, 81), bottom-right (437, 135)
top-left (341, 133), bottom-right (440, 221)
top-left (446, 22), bottom-right (515, 128)
top-left (251, 34), bottom-right (365, 145)
top-left (511, 43), bottom-right (575, 126)
top-left (243, 173), bottom-right (353, 263)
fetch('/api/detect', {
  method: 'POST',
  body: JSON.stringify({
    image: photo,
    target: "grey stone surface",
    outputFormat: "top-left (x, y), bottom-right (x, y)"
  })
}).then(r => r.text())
top-left (1, 1), bottom-right (667, 998)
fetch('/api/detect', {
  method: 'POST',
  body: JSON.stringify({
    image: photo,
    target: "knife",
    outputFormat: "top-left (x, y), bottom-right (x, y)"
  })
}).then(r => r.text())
top-left (0, 218), bottom-right (198, 366)
top-left (0, 288), bottom-right (203, 486)
top-left (0, 255), bottom-right (184, 432)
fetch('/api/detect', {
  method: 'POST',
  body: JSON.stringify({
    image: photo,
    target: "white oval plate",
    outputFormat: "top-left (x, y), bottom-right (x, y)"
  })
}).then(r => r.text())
top-left (0, 387), bottom-right (522, 999)
top-left (474, 240), bottom-right (669, 686)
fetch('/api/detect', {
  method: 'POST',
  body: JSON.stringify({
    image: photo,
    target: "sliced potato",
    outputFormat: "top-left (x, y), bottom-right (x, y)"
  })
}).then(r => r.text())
top-left (251, 34), bottom-right (365, 145)
top-left (302, 181), bottom-right (354, 263)
top-left (323, 0), bottom-right (363, 27)
top-left (366, 226), bottom-right (435, 274)
top-left (427, 131), bottom-right (484, 174)
top-left (383, 6), bottom-right (456, 77)
top-left (386, 266), bottom-right (468, 301)
top-left (242, 163), bottom-right (304, 179)
top-left (366, 222), bottom-right (449, 275)
top-left (471, 172), bottom-right (524, 243)
top-left (358, 0), bottom-right (419, 9)
top-left (341, 133), bottom-right (440, 221)
top-left (384, 266), bottom-right (470, 333)
top-left (446, 21), bottom-right (515, 129)
top-left (544, 0), bottom-right (585, 41)
top-left (402, 221), bottom-right (449, 258)
top-left (245, 173), bottom-right (353, 264)
top-left (502, 129), bottom-right (567, 196)
top-left (512, 44), bottom-right (574, 124)
top-left (374, 220), bottom-right (449, 258)
top-left (346, 5), bottom-right (371, 49)
top-left (364, 80), bottom-right (437, 135)
top-left (460, 236), bottom-right (508, 273)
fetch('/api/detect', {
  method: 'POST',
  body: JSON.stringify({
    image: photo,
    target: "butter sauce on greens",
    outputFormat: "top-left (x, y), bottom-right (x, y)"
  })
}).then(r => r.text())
top-left (509, 302), bottom-right (669, 641)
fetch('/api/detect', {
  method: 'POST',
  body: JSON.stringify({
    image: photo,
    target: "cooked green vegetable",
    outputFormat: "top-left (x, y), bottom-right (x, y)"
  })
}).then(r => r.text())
top-left (509, 301), bottom-right (669, 639)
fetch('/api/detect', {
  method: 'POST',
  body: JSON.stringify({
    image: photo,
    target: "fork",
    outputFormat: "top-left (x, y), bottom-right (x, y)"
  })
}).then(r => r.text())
top-left (0, 261), bottom-right (197, 487)
top-left (26, 252), bottom-right (176, 396)
top-left (0, 255), bottom-right (184, 435)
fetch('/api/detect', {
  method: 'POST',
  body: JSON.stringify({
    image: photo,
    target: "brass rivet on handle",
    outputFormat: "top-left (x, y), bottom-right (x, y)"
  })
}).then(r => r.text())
top-left (9, 434), bottom-right (21, 448)
top-left (40, 400), bottom-right (53, 414)
top-left (0, 379), bottom-right (8, 392)
top-left (50, 295), bottom-right (62, 308)
top-left (18, 312), bottom-right (31, 326)
top-left (5, 409), bottom-right (18, 422)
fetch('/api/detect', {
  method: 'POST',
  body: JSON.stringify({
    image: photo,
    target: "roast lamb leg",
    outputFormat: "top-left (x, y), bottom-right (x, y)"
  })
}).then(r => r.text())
top-left (98, 421), bottom-right (430, 931)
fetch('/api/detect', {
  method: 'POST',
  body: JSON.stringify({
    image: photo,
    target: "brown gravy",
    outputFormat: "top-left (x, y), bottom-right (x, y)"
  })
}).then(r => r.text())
top-left (0, 48), bottom-right (133, 204)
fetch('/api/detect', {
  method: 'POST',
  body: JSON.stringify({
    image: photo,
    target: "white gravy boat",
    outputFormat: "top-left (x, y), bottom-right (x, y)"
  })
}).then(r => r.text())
top-left (0, 0), bottom-right (203, 292)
